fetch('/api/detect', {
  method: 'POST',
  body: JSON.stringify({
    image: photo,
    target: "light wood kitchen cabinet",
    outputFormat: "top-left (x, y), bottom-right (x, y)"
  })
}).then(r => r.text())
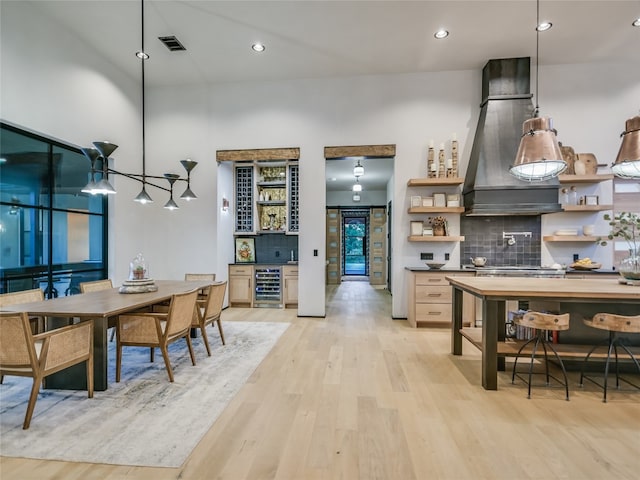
top-left (283, 265), bottom-right (298, 308)
top-left (228, 265), bottom-right (254, 307)
top-left (407, 270), bottom-right (475, 328)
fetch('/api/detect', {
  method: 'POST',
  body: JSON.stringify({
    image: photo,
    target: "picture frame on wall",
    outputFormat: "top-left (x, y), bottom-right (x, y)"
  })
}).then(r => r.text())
top-left (235, 238), bottom-right (256, 263)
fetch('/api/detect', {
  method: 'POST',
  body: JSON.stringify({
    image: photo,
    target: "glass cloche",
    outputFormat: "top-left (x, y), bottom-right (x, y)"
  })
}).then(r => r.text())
top-left (129, 253), bottom-right (149, 280)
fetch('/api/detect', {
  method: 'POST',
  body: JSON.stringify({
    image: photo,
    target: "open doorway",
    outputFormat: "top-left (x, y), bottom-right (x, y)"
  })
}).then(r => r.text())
top-left (324, 144), bottom-right (395, 288)
top-left (343, 213), bottom-right (368, 277)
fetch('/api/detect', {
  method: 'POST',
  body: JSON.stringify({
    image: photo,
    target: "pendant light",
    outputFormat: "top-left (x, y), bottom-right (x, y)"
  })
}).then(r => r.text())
top-left (80, 0), bottom-right (198, 205)
top-left (352, 178), bottom-right (362, 192)
top-left (353, 160), bottom-right (364, 177)
top-left (510, 0), bottom-right (566, 182)
top-left (611, 115), bottom-right (640, 179)
top-left (134, 0), bottom-right (153, 204)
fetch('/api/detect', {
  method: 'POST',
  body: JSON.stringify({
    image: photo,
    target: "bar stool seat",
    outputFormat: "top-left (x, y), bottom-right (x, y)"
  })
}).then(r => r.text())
top-left (511, 311), bottom-right (571, 400)
top-left (580, 313), bottom-right (640, 402)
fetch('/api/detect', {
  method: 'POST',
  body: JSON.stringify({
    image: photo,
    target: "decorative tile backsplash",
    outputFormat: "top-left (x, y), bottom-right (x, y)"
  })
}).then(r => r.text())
top-left (254, 234), bottom-right (298, 264)
top-left (461, 216), bottom-right (541, 267)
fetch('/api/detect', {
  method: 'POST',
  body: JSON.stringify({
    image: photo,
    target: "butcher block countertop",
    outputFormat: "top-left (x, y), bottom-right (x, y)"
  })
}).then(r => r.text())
top-left (445, 276), bottom-right (640, 301)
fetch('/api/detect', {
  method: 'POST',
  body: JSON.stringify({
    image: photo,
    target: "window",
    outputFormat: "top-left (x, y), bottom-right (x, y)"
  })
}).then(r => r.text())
top-left (0, 123), bottom-right (108, 296)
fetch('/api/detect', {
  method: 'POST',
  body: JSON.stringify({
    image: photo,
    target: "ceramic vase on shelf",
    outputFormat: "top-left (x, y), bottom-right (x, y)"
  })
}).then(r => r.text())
top-left (433, 225), bottom-right (446, 236)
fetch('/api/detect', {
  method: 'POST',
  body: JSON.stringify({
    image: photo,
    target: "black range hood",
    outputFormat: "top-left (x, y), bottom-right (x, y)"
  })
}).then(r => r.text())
top-left (463, 58), bottom-right (562, 216)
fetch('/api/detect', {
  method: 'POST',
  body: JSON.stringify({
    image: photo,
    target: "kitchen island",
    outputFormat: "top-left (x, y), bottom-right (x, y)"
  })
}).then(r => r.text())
top-left (447, 276), bottom-right (640, 390)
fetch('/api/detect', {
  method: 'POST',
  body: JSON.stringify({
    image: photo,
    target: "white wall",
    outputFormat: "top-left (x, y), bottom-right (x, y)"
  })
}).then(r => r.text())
top-left (327, 189), bottom-right (387, 207)
top-left (2, 2), bottom-right (639, 319)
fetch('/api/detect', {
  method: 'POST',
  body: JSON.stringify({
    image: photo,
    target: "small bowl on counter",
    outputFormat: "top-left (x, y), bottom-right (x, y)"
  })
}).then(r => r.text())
top-left (424, 262), bottom-right (446, 270)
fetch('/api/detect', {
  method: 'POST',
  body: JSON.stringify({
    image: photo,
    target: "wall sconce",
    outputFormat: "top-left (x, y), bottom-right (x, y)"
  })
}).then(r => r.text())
top-left (222, 197), bottom-right (229, 211)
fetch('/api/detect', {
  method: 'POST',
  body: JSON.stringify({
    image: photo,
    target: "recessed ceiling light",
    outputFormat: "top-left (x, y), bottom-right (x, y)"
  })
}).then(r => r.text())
top-left (633, 18), bottom-right (640, 27)
top-left (252, 43), bottom-right (265, 52)
top-left (434, 29), bottom-right (449, 39)
top-left (536, 22), bottom-right (552, 32)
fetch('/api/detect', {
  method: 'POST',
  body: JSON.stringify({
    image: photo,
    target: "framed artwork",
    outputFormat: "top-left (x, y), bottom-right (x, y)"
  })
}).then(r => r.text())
top-left (585, 195), bottom-right (599, 206)
top-left (235, 238), bottom-right (256, 263)
top-left (433, 193), bottom-right (447, 207)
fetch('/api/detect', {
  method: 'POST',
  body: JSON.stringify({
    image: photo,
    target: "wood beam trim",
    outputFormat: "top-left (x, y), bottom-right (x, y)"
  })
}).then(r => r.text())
top-left (324, 144), bottom-right (396, 159)
top-left (216, 147), bottom-right (300, 162)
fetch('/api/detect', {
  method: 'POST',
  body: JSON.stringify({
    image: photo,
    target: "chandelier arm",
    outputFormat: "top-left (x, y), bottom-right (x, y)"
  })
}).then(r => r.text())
top-left (106, 169), bottom-right (172, 193)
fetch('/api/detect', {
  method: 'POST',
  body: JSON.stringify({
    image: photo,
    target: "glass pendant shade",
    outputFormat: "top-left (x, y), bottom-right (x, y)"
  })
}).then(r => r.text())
top-left (510, 116), bottom-right (566, 182)
top-left (611, 115), bottom-right (640, 179)
top-left (134, 186), bottom-right (154, 204)
top-left (352, 193), bottom-right (361, 202)
top-left (352, 181), bottom-right (362, 192)
top-left (353, 161), bottom-right (364, 177)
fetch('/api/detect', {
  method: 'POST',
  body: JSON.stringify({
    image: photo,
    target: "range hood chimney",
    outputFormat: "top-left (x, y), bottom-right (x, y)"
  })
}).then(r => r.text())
top-left (463, 58), bottom-right (562, 216)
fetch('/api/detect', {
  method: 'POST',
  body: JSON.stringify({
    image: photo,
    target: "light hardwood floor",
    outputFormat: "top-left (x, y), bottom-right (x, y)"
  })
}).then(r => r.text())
top-left (2, 281), bottom-right (639, 479)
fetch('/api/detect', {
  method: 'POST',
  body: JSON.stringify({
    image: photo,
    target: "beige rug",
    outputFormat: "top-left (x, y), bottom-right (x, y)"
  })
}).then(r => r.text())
top-left (0, 321), bottom-right (289, 467)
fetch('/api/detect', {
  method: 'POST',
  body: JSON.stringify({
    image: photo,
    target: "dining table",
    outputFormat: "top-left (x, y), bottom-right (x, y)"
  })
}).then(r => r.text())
top-left (447, 276), bottom-right (640, 390)
top-left (1, 279), bottom-right (213, 391)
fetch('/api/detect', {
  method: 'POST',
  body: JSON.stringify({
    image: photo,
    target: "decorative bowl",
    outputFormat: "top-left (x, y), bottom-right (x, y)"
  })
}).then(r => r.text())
top-left (570, 262), bottom-right (602, 270)
top-left (425, 262), bottom-right (446, 270)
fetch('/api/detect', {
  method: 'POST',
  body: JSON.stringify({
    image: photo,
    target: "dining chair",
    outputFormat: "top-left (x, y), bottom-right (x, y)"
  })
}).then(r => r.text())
top-left (79, 279), bottom-right (113, 293)
top-left (0, 288), bottom-right (46, 334)
top-left (184, 273), bottom-right (216, 300)
top-left (580, 313), bottom-right (640, 402)
top-left (193, 281), bottom-right (227, 356)
top-left (511, 311), bottom-right (571, 400)
top-left (0, 311), bottom-right (94, 429)
top-left (116, 288), bottom-right (199, 383)
top-left (80, 279), bottom-right (117, 340)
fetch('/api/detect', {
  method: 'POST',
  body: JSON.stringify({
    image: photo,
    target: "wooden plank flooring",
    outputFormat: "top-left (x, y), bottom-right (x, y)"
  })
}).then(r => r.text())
top-left (2, 281), bottom-right (639, 479)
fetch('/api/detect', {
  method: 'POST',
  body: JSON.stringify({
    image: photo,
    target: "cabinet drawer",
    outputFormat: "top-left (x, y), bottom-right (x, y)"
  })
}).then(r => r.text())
top-left (416, 303), bottom-right (452, 324)
top-left (230, 265), bottom-right (253, 275)
top-left (415, 285), bottom-right (451, 303)
top-left (415, 274), bottom-right (448, 286)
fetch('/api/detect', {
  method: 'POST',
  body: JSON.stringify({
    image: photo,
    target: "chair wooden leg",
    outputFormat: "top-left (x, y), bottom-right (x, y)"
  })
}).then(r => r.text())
top-left (150, 347), bottom-right (155, 363)
top-left (216, 319), bottom-right (226, 345)
top-left (185, 335), bottom-right (197, 366)
top-left (86, 357), bottom-right (94, 398)
top-left (23, 375), bottom-right (42, 430)
top-left (116, 343), bottom-right (122, 382)
top-left (200, 324), bottom-right (211, 356)
top-left (160, 345), bottom-right (174, 382)
top-left (0, 375), bottom-right (4, 384)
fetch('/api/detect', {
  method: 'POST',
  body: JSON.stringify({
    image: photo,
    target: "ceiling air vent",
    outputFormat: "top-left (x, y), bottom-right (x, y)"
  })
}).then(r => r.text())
top-left (158, 36), bottom-right (186, 52)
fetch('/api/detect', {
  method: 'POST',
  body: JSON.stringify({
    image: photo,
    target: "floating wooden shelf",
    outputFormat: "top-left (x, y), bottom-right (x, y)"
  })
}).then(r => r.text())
top-left (558, 174), bottom-right (613, 184)
top-left (561, 204), bottom-right (612, 212)
top-left (543, 235), bottom-right (601, 242)
top-left (408, 235), bottom-right (465, 242)
top-left (407, 177), bottom-right (464, 187)
top-left (408, 207), bottom-right (465, 214)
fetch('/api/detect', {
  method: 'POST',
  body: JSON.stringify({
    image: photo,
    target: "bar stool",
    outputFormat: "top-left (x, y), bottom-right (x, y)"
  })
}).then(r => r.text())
top-left (580, 313), bottom-right (640, 402)
top-left (511, 311), bottom-right (570, 400)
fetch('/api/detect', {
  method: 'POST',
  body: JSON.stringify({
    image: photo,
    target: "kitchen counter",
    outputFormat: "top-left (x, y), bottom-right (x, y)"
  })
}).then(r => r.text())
top-left (230, 262), bottom-right (297, 266)
top-left (405, 266), bottom-right (468, 272)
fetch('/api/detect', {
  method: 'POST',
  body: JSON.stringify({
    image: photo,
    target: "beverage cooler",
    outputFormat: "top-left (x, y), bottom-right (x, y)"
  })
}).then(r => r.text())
top-left (254, 266), bottom-right (282, 307)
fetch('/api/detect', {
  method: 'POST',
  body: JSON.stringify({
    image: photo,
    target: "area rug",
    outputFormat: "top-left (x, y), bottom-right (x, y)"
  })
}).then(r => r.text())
top-left (0, 321), bottom-right (289, 467)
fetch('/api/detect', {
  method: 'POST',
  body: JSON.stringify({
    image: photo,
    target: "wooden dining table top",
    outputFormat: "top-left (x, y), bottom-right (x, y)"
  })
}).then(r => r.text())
top-left (446, 276), bottom-right (640, 301)
top-left (0, 280), bottom-right (213, 318)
